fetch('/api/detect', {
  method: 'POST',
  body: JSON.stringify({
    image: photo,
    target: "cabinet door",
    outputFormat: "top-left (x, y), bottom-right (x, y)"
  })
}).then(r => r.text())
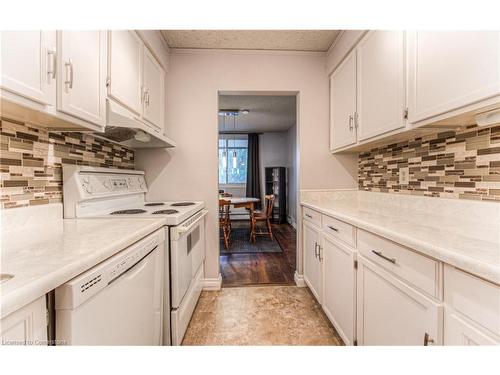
top-left (57, 31), bottom-right (107, 126)
top-left (108, 30), bottom-right (143, 115)
top-left (444, 310), bottom-right (499, 345)
top-left (357, 257), bottom-right (443, 345)
top-left (1, 31), bottom-right (56, 105)
top-left (408, 31), bottom-right (500, 123)
top-left (357, 31), bottom-right (406, 141)
top-left (303, 221), bottom-right (322, 302)
top-left (322, 235), bottom-right (356, 345)
top-left (142, 47), bottom-right (165, 132)
top-left (1, 297), bottom-right (47, 345)
top-left (330, 51), bottom-right (357, 150)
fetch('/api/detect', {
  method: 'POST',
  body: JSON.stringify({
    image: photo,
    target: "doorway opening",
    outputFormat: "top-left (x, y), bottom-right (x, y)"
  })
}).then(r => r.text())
top-left (217, 92), bottom-right (299, 287)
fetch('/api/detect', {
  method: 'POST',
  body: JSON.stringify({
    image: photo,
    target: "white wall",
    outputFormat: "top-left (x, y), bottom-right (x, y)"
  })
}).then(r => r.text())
top-left (136, 49), bottom-right (357, 280)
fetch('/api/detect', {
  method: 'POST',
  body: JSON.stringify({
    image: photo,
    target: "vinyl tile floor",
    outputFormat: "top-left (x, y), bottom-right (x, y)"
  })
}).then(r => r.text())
top-left (182, 286), bottom-right (344, 345)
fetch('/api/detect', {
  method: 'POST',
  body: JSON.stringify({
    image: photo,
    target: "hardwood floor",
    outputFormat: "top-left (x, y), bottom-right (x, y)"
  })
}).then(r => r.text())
top-left (220, 222), bottom-right (296, 287)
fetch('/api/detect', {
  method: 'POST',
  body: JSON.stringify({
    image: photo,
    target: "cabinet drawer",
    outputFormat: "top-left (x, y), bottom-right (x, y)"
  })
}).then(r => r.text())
top-left (322, 214), bottom-right (356, 248)
top-left (358, 230), bottom-right (439, 297)
top-left (444, 265), bottom-right (500, 337)
top-left (302, 206), bottom-right (321, 227)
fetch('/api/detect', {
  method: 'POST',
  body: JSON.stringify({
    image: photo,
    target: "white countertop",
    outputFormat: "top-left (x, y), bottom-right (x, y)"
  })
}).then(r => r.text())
top-left (301, 190), bottom-right (500, 285)
top-left (1, 206), bottom-right (165, 318)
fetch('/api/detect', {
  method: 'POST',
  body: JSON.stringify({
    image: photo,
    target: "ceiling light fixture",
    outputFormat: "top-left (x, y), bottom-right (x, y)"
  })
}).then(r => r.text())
top-left (218, 109), bottom-right (250, 117)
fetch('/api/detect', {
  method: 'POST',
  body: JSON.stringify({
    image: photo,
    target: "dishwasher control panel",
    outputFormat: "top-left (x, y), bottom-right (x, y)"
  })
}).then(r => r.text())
top-left (55, 228), bottom-right (165, 310)
top-left (108, 239), bottom-right (157, 282)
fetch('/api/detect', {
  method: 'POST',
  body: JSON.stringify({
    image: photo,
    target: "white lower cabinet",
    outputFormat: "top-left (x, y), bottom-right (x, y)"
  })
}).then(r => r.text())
top-left (1, 297), bottom-right (47, 345)
top-left (444, 309), bottom-right (499, 345)
top-left (356, 257), bottom-right (443, 345)
top-left (322, 234), bottom-right (356, 345)
top-left (301, 205), bottom-right (498, 346)
top-left (303, 220), bottom-right (322, 302)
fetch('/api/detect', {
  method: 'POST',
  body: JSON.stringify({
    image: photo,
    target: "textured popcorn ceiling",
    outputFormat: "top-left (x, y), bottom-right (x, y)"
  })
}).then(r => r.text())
top-left (161, 30), bottom-right (340, 52)
top-left (218, 95), bottom-right (296, 133)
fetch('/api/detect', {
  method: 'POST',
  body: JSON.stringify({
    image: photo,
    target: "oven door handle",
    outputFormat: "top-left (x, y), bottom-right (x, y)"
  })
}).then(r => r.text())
top-left (176, 209), bottom-right (208, 236)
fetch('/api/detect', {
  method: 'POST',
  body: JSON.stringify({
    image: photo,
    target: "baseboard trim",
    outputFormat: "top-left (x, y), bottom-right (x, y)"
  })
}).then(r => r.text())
top-left (203, 274), bottom-right (222, 290)
top-left (294, 271), bottom-right (306, 287)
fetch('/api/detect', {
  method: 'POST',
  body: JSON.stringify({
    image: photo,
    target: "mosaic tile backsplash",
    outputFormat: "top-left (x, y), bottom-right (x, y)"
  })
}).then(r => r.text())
top-left (358, 125), bottom-right (500, 201)
top-left (0, 118), bottom-right (135, 209)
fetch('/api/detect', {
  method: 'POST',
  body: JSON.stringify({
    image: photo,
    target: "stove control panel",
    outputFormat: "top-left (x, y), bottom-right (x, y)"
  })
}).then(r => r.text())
top-left (79, 173), bottom-right (147, 197)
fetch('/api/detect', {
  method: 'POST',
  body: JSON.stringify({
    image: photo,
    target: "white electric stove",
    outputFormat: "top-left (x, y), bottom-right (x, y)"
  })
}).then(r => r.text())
top-left (62, 165), bottom-right (207, 346)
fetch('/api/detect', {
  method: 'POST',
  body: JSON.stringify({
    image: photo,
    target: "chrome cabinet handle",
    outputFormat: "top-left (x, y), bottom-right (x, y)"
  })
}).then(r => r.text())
top-left (65, 59), bottom-right (73, 89)
top-left (354, 112), bottom-right (359, 129)
top-left (146, 88), bottom-right (150, 107)
top-left (314, 242), bottom-right (319, 258)
top-left (372, 250), bottom-right (396, 264)
top-left (424, 332), bottom-right (434, 346)
top-left (349, 115), bottom-right (354, 131)
top-left (318, 245), bottom-right (323, 262)
top-left (47, 48), bottom-right (56, 79)
top-left (327, 225), bottom-right (338, 232)
top-left (305, 213), bottom-right (313, 219)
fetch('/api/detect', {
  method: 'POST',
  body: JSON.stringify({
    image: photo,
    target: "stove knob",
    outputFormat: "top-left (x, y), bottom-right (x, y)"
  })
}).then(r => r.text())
top-left (83, 176), bottom-right (90, 184)
top-left (139, 179), bottom-right (145, 189)
top-left (103, 180), bottom-right (112, 190)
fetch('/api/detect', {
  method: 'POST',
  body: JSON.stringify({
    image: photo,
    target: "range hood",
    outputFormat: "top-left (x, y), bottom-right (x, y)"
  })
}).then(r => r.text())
top-left (97, 100), bottom-right (176, 149)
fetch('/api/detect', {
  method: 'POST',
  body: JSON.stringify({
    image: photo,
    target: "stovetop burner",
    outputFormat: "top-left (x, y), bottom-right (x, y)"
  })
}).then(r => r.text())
top-left (144, 202), bottom-right (165, 206)
top-left (171, 202), bottom-right (195, 207)
top-left (110, 209), bottom-right (147, 215)
top-left (152, 209), bottom-right (179, 215)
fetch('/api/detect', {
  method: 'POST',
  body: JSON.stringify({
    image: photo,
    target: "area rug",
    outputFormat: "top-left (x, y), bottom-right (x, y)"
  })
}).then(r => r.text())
top-left (220, 226), bottom-right (283, 254)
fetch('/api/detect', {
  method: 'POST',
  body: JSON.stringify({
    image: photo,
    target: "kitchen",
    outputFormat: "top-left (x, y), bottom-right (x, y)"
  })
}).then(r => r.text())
top-left (1, 1), bottom-right (500, 374)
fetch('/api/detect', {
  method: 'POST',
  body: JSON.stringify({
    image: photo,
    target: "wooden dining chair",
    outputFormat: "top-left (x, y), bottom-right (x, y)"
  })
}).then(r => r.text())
top-left (250, 194), bottom-right (275, 243)
top-left (219, 199), bottom-right (232, 249)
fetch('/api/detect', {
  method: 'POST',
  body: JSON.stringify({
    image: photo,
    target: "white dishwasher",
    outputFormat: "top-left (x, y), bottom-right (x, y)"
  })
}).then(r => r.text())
top-left (55, 229), bottom-right (165, 345)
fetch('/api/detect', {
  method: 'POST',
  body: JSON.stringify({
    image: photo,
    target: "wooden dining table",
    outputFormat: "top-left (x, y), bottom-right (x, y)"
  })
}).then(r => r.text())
top-left (226, 196), bottom-right (260, 211)
top-left (219, 196), bottom-right (260, 219)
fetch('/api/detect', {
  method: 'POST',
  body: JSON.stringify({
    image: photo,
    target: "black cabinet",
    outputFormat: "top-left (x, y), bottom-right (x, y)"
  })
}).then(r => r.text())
top-left (264, 167), bottom-right (287, 224)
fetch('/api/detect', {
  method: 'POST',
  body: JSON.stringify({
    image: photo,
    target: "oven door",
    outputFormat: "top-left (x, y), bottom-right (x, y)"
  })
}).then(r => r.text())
top-left (170, 210), bottom-right (207, 309)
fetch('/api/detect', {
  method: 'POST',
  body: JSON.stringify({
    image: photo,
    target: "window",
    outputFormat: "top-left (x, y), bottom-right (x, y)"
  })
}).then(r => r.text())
top-left (218, 136), bottom-right (248, 185)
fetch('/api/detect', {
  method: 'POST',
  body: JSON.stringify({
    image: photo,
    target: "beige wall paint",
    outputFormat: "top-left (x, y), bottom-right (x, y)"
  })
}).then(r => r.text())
top-left (136, 49), bottom-right (357, 280)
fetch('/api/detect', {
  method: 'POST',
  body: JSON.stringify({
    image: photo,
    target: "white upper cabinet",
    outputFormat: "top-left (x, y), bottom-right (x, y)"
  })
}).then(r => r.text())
top-left (322, 235), bottom-right (356, 345)
top-left (57, 31), bottom-right (107, 126)
top-left (107, 30), bottom-right (167, 134)
top-left (330, 51), bottom-right (357, 150)
top-left (408, 31), bottom-right (500, 124)
top-left (303, 220), bottom-right (322, 302)
top-left (1, 31), bottom-right (56, 105)
top-left (356, 31), bottom-right (406, 141)
top-left (330, 31), bottom-right (406, 151)
top-left (142, 47), bottom-right (165, 132)
top-left (108, 30), bottom-right (143, 115)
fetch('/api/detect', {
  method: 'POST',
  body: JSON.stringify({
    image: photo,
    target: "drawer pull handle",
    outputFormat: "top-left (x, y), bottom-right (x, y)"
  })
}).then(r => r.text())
top-left (327, 225), bottom-right (338, 232)
top-left (305, 214), bottom-right (313, 219)
top-left (423, 332), bottom-right (434, 346)
top-left (314, 242), bottom-right (319, 258)
top-left (372, 250), bottom-right (396, 264)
